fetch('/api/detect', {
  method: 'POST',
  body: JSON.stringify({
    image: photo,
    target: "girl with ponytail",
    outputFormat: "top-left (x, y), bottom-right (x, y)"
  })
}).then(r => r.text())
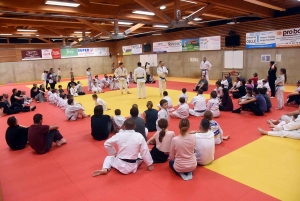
top-left (169, 119), bottom-right (197, 181)
top-left (144, 101), bottom-right (158, 132)
top-left (147, 119), bottom-right (175, 163)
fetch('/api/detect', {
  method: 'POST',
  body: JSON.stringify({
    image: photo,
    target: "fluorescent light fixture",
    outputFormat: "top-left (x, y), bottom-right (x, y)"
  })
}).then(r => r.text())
top-left (100, 36), bottom-right (110, 39)
top-left (153, 25), bottom-right (168, 28)
top-left (17, 29), bottom-right (37, 32)
top-left (36, 35), bottom-right (40, 36)
top-left (45, 1), bottom-right (80, 7)
top-left (227, 22), bottom-right (240, 24)
top-left (74, 31), bottom-right (91, 34)
top-left (0, 34), bottom-right (12, 36)
top-left (160, 5), bottom-right (166, 10)
top-left (22, 34), bottom-right (31, 36)
top-left (132, 10), bottom-right (155, 16)
top-left (182, 16), bottom-right (202, 21)
top-left (152, 33), bottom-right (162, 35)
top-left (111, 21), bottom-right (133, 25)
top-left (181, 0), bottom-right (197, 4)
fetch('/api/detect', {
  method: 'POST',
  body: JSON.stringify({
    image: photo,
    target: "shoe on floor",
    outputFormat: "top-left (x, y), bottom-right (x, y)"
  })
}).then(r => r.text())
top-left (232, 108), bottom-right (241, 113)
top-left (31, 106), bottom-right (37, 111)
top-left (56, 139), bottom-right (67, 147)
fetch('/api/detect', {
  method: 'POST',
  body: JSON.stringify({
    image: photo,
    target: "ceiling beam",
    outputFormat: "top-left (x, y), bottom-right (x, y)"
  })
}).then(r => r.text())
top-left (202, 13), bottom-right (228, 19)
top-left (197, 0), bottom-right (273, 17)
top-left (76, 18), bottom-right (111, 35)
top-left (36, 37), bottom-right (52, 44)
top-left (73, 0), bottom-right (91, 7)
top-left (174, 0), bottom-right (181, 20)
top-left (243, 0), bottom-right (286, 11)
top-left (42, 27), bottom-right (66, 36)
top-left (134, 0), bottom-right (171, 23)
top-left (124, 23), bottom-right (145, 35)
top-left (187, 4), bottom-right (215, 19)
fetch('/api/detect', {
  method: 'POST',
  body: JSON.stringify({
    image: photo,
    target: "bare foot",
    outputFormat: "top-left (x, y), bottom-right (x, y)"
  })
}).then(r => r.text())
top-left (275, 107), bottom-right (283, 110)
top-left (223, 135), bottom-right (230, 140)
top-left (148, 165), bottom-right (154, 171)
top-left (107, 108), bottom-right (111, 110)
top-left (258, 128), bottom-right (268, 135)
top-left (93, 169), bottom-right (108, 177)
top-left (84, 114), bottom-right (91, 118)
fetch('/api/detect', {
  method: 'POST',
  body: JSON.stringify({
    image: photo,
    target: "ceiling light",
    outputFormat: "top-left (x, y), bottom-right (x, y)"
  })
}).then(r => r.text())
top-left (100, 36), bottom-right (110, 39)
top-left (45, 1), bottom-right (80, 7)
top-left (0, 34), bottom-right (12, 36)
top-left (132, 10), bottom-right (155, 16)
top-left (111, 21), bottom-right (133, 25)
top-left (152, 33), bottom-right (162, 35)
top-left (160, 5), bottom-right (166, 10)
top-left (193, 17), bottom-right (202, 21)
top-left (153, 25), bottom-right (168, 28)
top-left (22, 34), bottom-right (31, 36)
top-left (227, 22), bottom-right (240, 24)
top-left (181, 0), bottom-right (197, 4)
top-left (74, 31), bottom-right (91, 34)
top-left (17, 29), bottom-right (37, 32)
top-left (36, 35), bottom-right (40, 36)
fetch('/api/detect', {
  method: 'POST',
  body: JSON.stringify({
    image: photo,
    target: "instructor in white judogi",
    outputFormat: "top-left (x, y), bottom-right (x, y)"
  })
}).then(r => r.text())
top-left (157, 61), bottom-right (168, 97)
top-left (114, 62), bottom-right (131, 95)
top-left (200, 57), bottom-right (212, 83)
top-left (134, 62), bottom-right (146, 99)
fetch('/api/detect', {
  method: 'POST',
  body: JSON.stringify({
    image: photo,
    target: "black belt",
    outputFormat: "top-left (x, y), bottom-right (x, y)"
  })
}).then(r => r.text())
top-left (159, 77), bottom-right (166, 80)
top-left (137, 77), bottom-right (144, 79)
top-left (119, 158), bottom-right (142, 163)
top-left (195, 109), bottom-right (206, 113)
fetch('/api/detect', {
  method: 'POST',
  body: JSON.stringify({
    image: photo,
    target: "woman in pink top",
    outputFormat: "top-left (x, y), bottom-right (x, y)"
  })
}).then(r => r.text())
top-left (169, 119), bottom-right (197, 181)
top-left (147, 119), bottom-right (175, 163)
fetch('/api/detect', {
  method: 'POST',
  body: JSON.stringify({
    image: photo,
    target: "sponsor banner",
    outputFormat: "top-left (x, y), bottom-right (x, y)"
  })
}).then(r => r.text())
top-left (200, 36), bottom-right (221, 50)
top-left (153, 42), bottom-right (168, 53)
top-left (51, 48), bottom-right (61, 59)
top-left (275, 28), bottom-right (300, 47)
top-left (77, 48), bottom-right (95, 57)
top-left (41, 49), bottom-right (53, 59)
top-left (21, 49), bottom-right (42, 60)
top-left (246, 31), bottom-right (276, 49)
top-left (61, 48), bottom-right (78, 58)
top-left (182, 38), bottom-right (200, 51)
top-left (93, 47), bottom-right (109, 56)
top-left (132, 44), bottom-right (143, 54)
top-left (167, 40), bottom-right (182, 52)
top-left (122, 45), bottom-right (132, 55)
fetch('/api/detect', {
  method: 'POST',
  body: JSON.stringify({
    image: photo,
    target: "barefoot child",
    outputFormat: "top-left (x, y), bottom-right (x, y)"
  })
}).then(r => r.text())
top-left (92, 94), bottom-right (110, 111)
top-left (111, 109), bottom-right (126, 133)
top-left (170, 97), bottom-right (189, 119)
top-left (156, 99), bottom-right (170, 131)
top-left (204, 111), bottom-right (229, 144)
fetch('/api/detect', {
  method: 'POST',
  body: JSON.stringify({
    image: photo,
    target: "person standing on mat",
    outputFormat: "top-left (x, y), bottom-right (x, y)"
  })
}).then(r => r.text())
top-left (114, 62), bottom-right (131, 95)
top-left (5, 116), bottom-right (29, 150)
top-left (28, 113), bottom-right (67, 154)
top-left (92, 119), bottom-right (154, 176)
top-left (268, 61), bottom-right (277, 98)
top-left (57, 68), bottom-right (62, 83)
top-left (86, 67), bottom-right (92, 91)
top-left (47, 68), bottom-right (57, 90)
top-left (157, 61), bottom-right (168, 97)
top-left (200, 57), bottom-right (212, 83)
top-left (134, 62), bottom-right (147, 99)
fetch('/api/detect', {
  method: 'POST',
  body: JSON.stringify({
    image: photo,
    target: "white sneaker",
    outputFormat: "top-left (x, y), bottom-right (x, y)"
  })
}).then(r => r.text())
top-left (187, 172), bottom-right (193, 180)
top-left (56, 139), bottom-right (67, 147)
top-left (179, 173), bottom-right (189, 181)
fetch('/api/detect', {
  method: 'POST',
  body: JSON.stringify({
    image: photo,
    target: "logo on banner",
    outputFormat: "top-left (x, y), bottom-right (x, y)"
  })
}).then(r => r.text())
top-left (52, 49), bottom-right (61, 59)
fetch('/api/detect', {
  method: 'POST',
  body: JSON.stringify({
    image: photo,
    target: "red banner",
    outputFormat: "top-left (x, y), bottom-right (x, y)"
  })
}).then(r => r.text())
top-left (51, 48), bottom-right (61, 59)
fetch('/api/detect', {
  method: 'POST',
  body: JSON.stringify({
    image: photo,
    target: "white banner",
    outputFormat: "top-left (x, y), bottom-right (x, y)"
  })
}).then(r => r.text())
top-left (77, 48), bottom-right (109, 57)
top-left (132, 44), bottom-right (143, 54)
top-left (275, 28), bottom-right (300, 47)
top-left (167, 40), bottom-right (182, 52)
top-left (246, 31), bottom-right (276, 48)
top-left (200, 36), bottom-right (221, 50)
top-left (93, 47), bottom-right (109, 56)
top-left (122, 45), bottom-right (132, 55)
top-left (153, 42), bottom-right (168, 53)
top-left (41, 49), bottom-right (53, 59)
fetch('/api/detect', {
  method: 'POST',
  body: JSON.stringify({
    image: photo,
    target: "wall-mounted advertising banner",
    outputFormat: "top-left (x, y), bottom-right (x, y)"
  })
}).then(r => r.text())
top-left (167, 40), bottom-right (182, 52)
top-left (246, 31), bottom-right (276, 48)
top-left (21, 49), bottom-right (42, 60)
top-left (182, 38), bottom-right (200, 51)
top-left (122, 45), bottom-right (132, 55)
top-left (153, 42), bottom-right (168, 53)
top-left (52, 48), bottom-right (61, 59)
top-left (77, 48), bottom-right (95, 57)
top-left (275, 28), bottom-right (300, 47)
top-left (200, 36), bottom-right (221, 50)
top-left (132, 44), bottom-right (143, 54)
top-left (93, 47), bottom-right (109, 56)
top-left (41, 49), bottom-right (61, 59)
top-left (61, 48), bottom-right (78, 58)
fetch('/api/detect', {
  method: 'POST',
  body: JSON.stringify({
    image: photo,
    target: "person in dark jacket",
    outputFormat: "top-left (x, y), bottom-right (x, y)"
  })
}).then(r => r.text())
top-left (91, 105), bottom-right (112, 141)
top-left (219, 88), bottom-right (233, 111)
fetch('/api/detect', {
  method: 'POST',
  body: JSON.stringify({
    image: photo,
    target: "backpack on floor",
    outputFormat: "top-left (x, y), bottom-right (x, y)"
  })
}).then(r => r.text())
top-left (78, 92), bottom-right (85, 95)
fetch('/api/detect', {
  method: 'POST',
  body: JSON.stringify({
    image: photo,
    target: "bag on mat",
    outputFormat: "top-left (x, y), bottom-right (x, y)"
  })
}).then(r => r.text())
top-left (78, 92), bottom-right (85, 95)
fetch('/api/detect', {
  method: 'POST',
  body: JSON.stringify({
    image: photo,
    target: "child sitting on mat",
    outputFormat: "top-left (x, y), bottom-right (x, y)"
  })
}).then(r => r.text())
top-left (112, 109), bottom-right (126, 133)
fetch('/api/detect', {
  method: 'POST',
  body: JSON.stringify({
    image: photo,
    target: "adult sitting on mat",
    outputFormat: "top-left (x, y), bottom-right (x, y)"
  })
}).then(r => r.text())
top-left (128, 107), bottom-right (148, 140)
top-left (219, 88), bottom-right (233, 111)
top-left (233, 88), bottom-right (267, 116)
top-left (231, 80), bottom-right (246, 99)
top-left (30, 83), bottom-right (46, 103)
top-left (0, 95), bottom-right (36, 117)
top-left (193, 75), bottom-right (208, 92)
top-left (286, 80), bottom-right (300, 106)
top-left (5, 116), bottom-right (29, 150)
top-left (28, 113), bottom-right (67, 154)
top-left (11, 88), bottom-right (25, 104)
top-left (91, 105), bottom-right (112, 141)
top-left (67, 78), bottom-right (77, 94)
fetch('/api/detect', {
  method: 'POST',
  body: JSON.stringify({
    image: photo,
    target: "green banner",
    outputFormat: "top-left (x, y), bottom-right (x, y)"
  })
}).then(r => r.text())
top-left (61, 48), bottom-right (78, 57)
top-left (182, 38), bottom-right (200, 51)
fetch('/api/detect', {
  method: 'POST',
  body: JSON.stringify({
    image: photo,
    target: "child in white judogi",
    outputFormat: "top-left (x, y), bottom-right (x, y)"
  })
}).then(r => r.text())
top-left (178, 88), bottom-right (188, 106)
top-left (171, 97), bottom-right (189, 119)
top-left (101, 75), bottom-right (110, 88)
top-left (110, 76), bottom-right (119, 90)
top-left (92, 119), bottom-right (154, 176)
top-left (156, 99), bottom-right (170, 131)
top-left (65, 99), bottom-right (90, 121)
top-left (204, 111), bottom-right (229, 145)
top-left (157, 91), bottom-right (174, 112)
top-left (95, 76), bottom-right (104, 88)
top-left (221, 76), bottom-right (229, 89)
top-left (214, 81), bottom-right (223, 99)
top-left (207, 91), bottom-right (220, 118)
top-left (57, 94), bottom-right (68, 110)
top-left (267, 114), bottom-right (300, 131)
top-left (112, 109), bottom-right (126, 133)
top-left (47, 87), bottom-right (52, 100)
top-left (92, 94), bottom-right (110, 111)
top-left (49, 89), bottom-right (58, 104)
top-left (189, 89), bottom-right (206, 117)
top-left (92, 80), bottom-right (103, 94)
top-left (70, 83), bottom-right (81, 96)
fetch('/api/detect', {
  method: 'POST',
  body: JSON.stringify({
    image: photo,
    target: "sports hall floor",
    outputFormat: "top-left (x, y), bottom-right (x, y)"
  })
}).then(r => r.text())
top-left (0, 76), bottom-right (299, 201)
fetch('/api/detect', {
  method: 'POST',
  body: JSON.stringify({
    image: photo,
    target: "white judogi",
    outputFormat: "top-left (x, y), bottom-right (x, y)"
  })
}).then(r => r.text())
top-left (157, 66), bottom-right (168, 95)
top-left (268, 118), bottom-right (300, 139)
top-left (114, 67), bottom-right (129, 93)
top-left (70, 86), bottom-right (79, 96)
top-left (275, 74), bottom-right (285, 108)
top-left (207, 98), bottom-right (220, 117)
top-left (171, 103), bottom-right (189, 119)
top-left (47, 91), bottom-right (52, 100)
top-left (156, 108), bottom-right (169, 131)
top-left (102, 130), bottom-right (153, 174)
top-left (95, 78), bottom-right (104, 88)
top-left (179, 93), bottom-right (189, 102)
top-left (92, 82), bottom-right (102, 94)
top-left (87, 71), bottom-right (92, 91)
top-left (134, 67), bottom-right (146, 98)
top-left (49, 93), bottom-right (59, 104)
top-left (194, 131), bottom-right (215, 165)
top-left (41, 73), bottom-right (46, 86)
top-left (113, 115), bottom-right (126, 128)
top-left (65, 104), bottom-right (85, 121)
top-left (95, 97), bottom-right (108, 111)
top-left (157, 96), bottom-right (174, 111)
top-left (221, 79), bottom-right (228, 89)
top-left (101, 78), bottom-right (110, 88)
top-left (200, 60), bottom-right (212, 82)
top-left (273, 116), bottom-right (300, 131)
top-left (189, 94), bottom-right (207, 117)
top-left (214, 87), bottom-right (223, 98)
top-left (209, 120), bottom-right (224, 145)
top-left (61, 99), bottom-right (68, 110)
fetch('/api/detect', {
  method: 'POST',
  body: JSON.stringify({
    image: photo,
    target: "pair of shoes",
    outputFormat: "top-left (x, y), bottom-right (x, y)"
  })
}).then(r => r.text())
top-left (232, 108), bottom-right (241, 113)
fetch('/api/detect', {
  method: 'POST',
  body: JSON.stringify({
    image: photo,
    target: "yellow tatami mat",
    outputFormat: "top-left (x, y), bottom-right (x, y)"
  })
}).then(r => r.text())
top-left (205, 136), bottom-right (300, 201)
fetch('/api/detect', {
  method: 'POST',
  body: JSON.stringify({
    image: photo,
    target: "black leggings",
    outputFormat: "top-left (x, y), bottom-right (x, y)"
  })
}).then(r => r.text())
top-left (232, 92), bottom-right (243, 99)
top-left (243, 102), bottom-right (264, 116)
top-left (287, 95), bottom-right (300, 105)
top-left (7, 103), bottom-right (30, 114)
top-left (269, 79), bottom-right (276, 97)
